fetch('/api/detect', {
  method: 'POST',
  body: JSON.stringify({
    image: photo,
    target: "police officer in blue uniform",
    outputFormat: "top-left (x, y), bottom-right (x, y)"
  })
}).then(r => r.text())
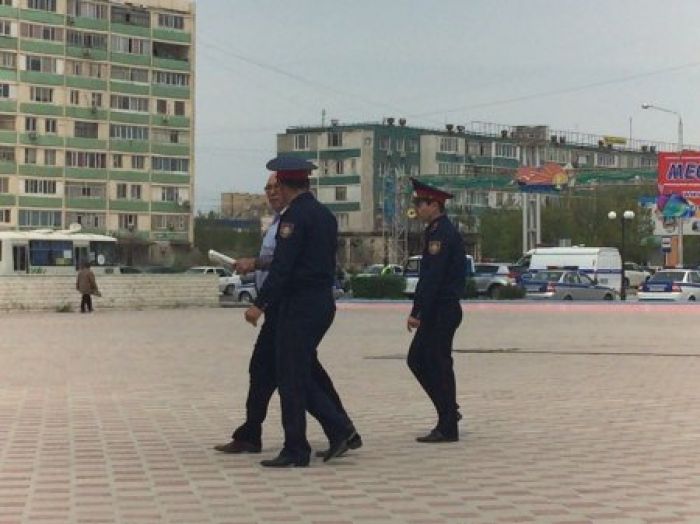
top-left (244, 156), bottom-right (360, 467)
top-left (406, 178), bottom-right (466, 443)
top-left (214, 173), bottom-right (359, 456)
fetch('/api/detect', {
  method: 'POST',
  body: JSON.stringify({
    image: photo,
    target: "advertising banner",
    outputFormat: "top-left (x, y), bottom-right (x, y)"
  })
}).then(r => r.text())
top-left (657, 151), bottom-right (700, 204)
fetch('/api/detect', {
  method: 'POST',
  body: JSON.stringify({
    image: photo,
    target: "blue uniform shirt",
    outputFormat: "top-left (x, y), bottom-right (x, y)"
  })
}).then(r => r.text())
top-left (255, 213), bottom-right (280, 290)
top-left (254, 192), bottom-right (337, 310)
top-left (411, 214), bottom-right (466, 319)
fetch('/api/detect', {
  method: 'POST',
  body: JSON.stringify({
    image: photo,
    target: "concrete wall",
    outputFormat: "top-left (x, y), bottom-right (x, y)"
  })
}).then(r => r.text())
top-left (0, 275), bottom-right (219, 312)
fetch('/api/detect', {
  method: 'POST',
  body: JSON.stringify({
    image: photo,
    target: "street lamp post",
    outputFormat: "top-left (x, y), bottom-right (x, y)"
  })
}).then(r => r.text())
top-left (641, 102), bottom-right (685, 267)
top-left (608, 210), bottom-right (635, 300)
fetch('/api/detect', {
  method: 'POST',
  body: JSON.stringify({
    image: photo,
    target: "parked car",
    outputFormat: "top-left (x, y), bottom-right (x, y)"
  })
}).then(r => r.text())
top-left (473, 263), bottom-right (517, 298)
top-left (623, 262), bottom-right (652, 288)
top-left (186, 266), bottom-right (241, 295)
top-left (233, 282), bottom-right (257, 303)
top-left (403, 255), bottom-right (475, 297)
top-left (356, 264), bottom-right (403, 277)
top-left (637, 269), bottom-right (700, 302)
top-left (522, 270), bottom-right (617, 301)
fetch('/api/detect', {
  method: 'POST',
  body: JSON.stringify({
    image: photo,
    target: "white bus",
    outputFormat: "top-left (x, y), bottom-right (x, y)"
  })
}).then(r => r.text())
top-left (0, 227), bottom-right (118, 276)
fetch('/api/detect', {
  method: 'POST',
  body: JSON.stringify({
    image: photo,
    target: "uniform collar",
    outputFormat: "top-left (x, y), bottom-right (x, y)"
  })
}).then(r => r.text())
top-left (425, 213), bottom-right (446, 231)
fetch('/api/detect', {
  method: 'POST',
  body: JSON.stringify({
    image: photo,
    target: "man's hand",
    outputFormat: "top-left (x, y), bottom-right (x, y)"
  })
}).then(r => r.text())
top-left (407, 316), bottom-right (420, 332)
top-left (244, 305), bottom-right (264, 326)
top-left (235, 258), bottom-right (256, 275)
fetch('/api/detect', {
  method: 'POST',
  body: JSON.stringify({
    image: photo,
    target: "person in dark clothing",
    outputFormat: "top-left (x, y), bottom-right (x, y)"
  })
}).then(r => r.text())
top-left (214, 174), bottom-right (359, 456)
top-left (244, 156), bottom-right (360, 468)
top-left (76, 261), bottom-right (99, 313)
top-left (406, 178), bottom-right (466, 443)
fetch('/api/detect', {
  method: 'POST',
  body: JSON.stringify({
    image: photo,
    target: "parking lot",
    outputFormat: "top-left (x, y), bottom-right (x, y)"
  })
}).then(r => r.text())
top-left (2, 302), bottom-right (700, 523)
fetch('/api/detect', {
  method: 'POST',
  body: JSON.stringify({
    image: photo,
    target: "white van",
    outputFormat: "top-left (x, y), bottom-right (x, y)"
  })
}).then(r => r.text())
top-left (403, 254), bottom-right (475, 297)
top-left (516, 247), bottom-right (622, 293)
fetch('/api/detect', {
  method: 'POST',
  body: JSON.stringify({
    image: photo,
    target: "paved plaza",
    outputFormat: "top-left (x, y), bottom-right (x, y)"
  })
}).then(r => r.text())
top-left (2, 302), bottom-right (700, 523)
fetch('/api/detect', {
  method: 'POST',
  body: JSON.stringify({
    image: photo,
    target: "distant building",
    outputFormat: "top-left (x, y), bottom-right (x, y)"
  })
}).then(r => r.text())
top-left (220, 192), bottom-right (267, 220)
top-left (276, 119), bottom-right (681, 268)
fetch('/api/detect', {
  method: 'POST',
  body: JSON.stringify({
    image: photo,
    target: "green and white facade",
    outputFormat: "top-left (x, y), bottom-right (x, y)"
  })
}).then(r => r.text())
top-left (0, 0), bottom-right (194, 257)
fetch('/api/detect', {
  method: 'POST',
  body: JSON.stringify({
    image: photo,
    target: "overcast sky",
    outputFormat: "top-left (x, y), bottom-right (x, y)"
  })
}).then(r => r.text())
top-left (194, 0), bottom-right (700, 211)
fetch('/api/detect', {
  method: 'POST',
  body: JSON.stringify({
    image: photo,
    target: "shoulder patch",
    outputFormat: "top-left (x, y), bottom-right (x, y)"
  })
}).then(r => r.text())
top-left (278, 222), bottom-right (295, 239)
top-left (428, 240), bottom-right (442, 255)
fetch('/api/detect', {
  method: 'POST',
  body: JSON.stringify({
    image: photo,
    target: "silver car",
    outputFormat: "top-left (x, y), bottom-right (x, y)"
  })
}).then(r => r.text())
top-left (473, 263), bottom-right (516, 298)
top-left (523, 270), bottom-right (617, 301)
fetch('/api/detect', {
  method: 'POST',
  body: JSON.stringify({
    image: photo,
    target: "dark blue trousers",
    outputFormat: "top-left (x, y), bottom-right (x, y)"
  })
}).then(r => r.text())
top-left (407, 300), bottom-right (462, 437)
top-left (276, 290), bottom-right (352, 461)
top-left (232, 303), bottom-right (348, 446)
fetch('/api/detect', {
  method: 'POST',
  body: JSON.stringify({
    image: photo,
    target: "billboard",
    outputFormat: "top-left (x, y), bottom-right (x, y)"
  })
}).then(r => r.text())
top-left (657, 151), bottom-right (700, 205)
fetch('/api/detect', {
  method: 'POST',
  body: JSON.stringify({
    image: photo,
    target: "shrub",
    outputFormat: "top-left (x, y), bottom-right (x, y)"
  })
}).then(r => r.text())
top-left (350, 275), bottom-right (407, 299)
top-left (56, 303), bottom-right (73, 313)
top-left (494, 285), bottom-right (526, 300)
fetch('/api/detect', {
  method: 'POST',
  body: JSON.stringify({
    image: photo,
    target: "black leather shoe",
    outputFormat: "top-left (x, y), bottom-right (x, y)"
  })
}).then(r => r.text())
top-left (323, 430), bottom-right (361, 463)
top-left (214, 440), bottom-right (261, 453)
top-left (416, 429), bottom-right (458, 443)
top-left (260, 453), bottom-right (309, 468)
top-left (315, 431), bottom-right (363, 458)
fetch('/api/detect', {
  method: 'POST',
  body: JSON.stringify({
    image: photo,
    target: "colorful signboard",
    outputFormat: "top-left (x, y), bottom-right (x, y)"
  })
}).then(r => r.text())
top-left (657, 151), bottom-right (700, 205)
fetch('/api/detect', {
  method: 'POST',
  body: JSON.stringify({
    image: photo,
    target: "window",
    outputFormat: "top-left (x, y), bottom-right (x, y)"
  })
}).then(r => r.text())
top-left (439, 137), bottom-right (458, 153)
top-left (27, 0), bottom-right (56, 11)
top-left (157, 13), bottom-right (184, 29)
top-left (66, 150), bottom-right (107, 168)
top-left (45, 118), bottom-right (57, 133)
top-left (110, 124), bottom-right (148, 141)
top-left (26, 55), bottom-right (57, 73)
top-left (29, 240), bottom-right (72, 267)
top-left (152, 128), bottom-right (188, 144)
top-left (380, 137), bottom-right (390, 151)
top-left (66, 30), bottom-right (107, 49)
top-left (161, 186), bottom-right (179, 202)
top-left (596, 153), bottom-right (616, 167)
top-left (75, 121), bottom-right (98, 138)
top-left (65, 60), bottom-right (104, 79)
top-left (44, 149), bottom-right (56, 166)
top-left (335, 160), bottom-right (344, 174)
top-left (130, 184), bottom-right (141, 200)
top-left (0, 147), bottom-right (14, 162)
top-left (91, 92), bottom-right (102, 107)
top-left (495, 143), bottom-right (517, 158)
top-left (328, 131), bottom-right (342, 147)
top-left (152, 156), bottom-right (189, 172)
top-left (67, 0), bottom-right (108, 19)
top-left (0, 209), bottom-right (10, 223)
top-left (111, 65), bottom-right (148, 83)
top-left (0, 176), bottom-right (8, 192)
top-left (111, 6), bottom-right (150, 27)
top-left (0, 51), bottom-right (15, 69)
top-left (153, 214), bottom-right (187, 231)
top-left (69, 90), bottom-right (80, 105)
top-left (66, 212), bottom-right (105, 229)
top-left (0, 20), bottom-right (11, 36)
top-left (336, 212), bottom-right (349, 230)
top-left (24, 148), bottom-right (37, 164)
top-left (25, 117), bottom-right (37, 132)
top-left (118, 213), bottom-right (138, 229)
top-left (110, 95), bottom-right (149, 112)
top-left (30, 86), bottom-right (53, 103)
top-left (131, 155), bottom-right (145, 169)
top-left (153, 71), bottom-right (189, 87)
top-left (116, 183), bottom-right (127, 199)
top-left (110, 35), bottom-right (148, 55)
top-left (174, 101), bottom-right (185, 116)
top-left (20, 23), bottom-right (62, 41)
top-left (65, 182), bottom-right (104, 199)
top-left (156, 99), bottom-right (167, 114)
top-left (409, 139), bottom-right (419, 153)
top-left (0, 83), bottom-right (10, 98)
top-left (112, 154), bottom-right (122, 168)
top-left (19, 210), bottom-right (61, 228)
top-left (293, 134), bottom-right (309, 150)
top-left (24, 178), bottom-right (56, 194)
top-left (335, 186), bottom-right (347, 201)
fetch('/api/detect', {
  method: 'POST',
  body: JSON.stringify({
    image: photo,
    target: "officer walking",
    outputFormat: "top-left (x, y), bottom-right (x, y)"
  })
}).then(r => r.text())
top-left (214, 173), bottom-right (360, 456)
top-left (244, 156), bottom-right (359, 468)
top-left (406, 178), bottom-right (465, 443)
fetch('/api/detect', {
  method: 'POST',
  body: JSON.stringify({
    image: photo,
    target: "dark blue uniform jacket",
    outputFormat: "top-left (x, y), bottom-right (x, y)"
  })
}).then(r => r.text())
top-left (410, 214), bottom-right (466, 319)
top-left (254, 191), bottom-right (337, 310)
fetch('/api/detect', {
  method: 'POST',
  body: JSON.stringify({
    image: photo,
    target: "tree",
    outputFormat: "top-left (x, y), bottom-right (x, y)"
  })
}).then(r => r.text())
top-left (478, 208), bottom-right (522, 261)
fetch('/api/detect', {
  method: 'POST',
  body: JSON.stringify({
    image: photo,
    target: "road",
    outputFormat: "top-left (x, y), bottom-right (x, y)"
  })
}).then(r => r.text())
top-left (1, 302), bottom-right (699, 523)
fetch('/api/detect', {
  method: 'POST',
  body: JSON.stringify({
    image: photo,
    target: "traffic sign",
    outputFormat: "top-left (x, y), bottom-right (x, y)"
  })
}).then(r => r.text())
top-left (661, 237), bottom-right (672, 247)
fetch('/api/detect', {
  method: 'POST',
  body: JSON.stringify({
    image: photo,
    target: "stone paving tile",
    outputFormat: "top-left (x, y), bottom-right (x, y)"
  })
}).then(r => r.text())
top-left (2, 305), bottom-right (700, 522)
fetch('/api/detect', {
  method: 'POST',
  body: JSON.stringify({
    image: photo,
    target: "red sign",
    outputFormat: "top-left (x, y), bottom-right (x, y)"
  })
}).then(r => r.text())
top-left (657, 151), bottom-right (700, 204)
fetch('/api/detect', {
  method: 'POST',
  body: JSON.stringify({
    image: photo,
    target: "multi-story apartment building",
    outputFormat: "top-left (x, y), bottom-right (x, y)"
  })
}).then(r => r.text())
top-left (277, 119), bottom-right (677, 267)
top-left (0, 0), bottom-right (194, 262)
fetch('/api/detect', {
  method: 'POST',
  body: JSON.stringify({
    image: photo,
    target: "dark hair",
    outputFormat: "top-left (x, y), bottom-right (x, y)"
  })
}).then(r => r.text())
top-left (280, 177), bottom-right (311, 190)
top-left (413, 197), bottom-right (445, 213)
